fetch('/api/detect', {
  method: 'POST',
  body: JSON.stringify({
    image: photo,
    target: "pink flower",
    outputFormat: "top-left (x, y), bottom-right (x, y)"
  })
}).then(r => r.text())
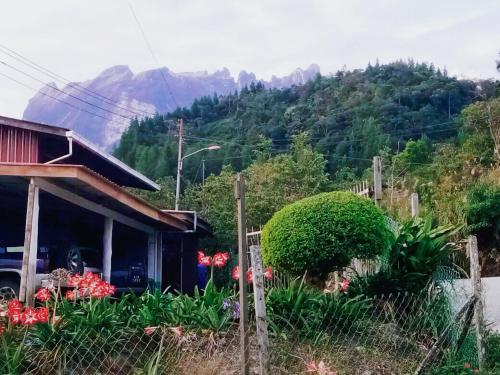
top-left (199, 255), bottom-right (212, 267)
top-left (306, 360), bottom-right (336, 375)
top-left (231, 266), bottom-right (239, 281)
top-left (197, 250), bottom-right (205, 264)
top-left (21, 307), bottom-right (38, 325)
top-left (34, 288), bottom-right (51, 302)
top-left (247, 268), bottom-right (253, 284)
top-left (212, 252), bottom-right (229, 268)
top-left (65, 290), bottom-right (76, 301)
top-left (264, 266), bottom-right (273, 280)
top-left (144, 326), bottom-right (157, 336)
top-left (340, 279), bottom-right (349, 293)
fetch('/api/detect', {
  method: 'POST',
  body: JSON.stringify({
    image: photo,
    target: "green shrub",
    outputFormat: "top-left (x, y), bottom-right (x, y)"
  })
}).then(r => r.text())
top-left (350, 217), bottom-right (460, 296)
top-left (466, 183), bottom-right (500, 239)
top-left (261, 191), bottom-right (389, 279)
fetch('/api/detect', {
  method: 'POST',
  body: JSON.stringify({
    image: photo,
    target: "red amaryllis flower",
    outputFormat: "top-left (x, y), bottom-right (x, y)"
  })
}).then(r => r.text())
top-left (7, 299), bottom-right (22, 315)
top-left (247, 268), bottom-right (253, 284)
top-left (21, 307), bottom-right (38, 325)
top-left (264, 266), bottom-right (273, 280)
top-left (144, 326), bottom-right (157, 336)
top-left (34, 288), bottom-right (51, 302)
top-left (35, 307), bottom-right (49, 323)
top-left (65, 290), bottom-right (76, 301)
top-left (199, 255), bottom-right (212, 267)
top-left (231, 265), bottom-right (239, 281)
top-left (212, 252), bottom-right (229, 268)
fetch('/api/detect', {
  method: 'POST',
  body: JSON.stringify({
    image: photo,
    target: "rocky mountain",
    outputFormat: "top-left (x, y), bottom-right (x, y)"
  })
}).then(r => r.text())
top-left (22, 64), bottom-right (320, 149)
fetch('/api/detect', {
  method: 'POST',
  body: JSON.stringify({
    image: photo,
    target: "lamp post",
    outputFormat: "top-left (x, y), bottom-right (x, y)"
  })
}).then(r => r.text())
top-left (175, 144), bottom-right (221, 210)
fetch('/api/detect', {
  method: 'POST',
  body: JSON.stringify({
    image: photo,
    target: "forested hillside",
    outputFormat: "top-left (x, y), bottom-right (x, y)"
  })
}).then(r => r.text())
top-left (115, 60), bottom-right (499, 262)
top-left (115, 60), bottom-right (492, 183)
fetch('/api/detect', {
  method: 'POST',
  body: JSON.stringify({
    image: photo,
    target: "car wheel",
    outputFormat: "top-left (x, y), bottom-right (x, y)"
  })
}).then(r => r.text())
top-left (0, 279), bottom-right (19, 301)
top-left (67, 247), bottom-right (84, 275)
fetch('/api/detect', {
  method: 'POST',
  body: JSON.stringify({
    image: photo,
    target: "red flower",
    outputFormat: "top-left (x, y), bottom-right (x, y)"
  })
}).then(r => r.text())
top-left (34, 288), bottom-right (51, 302)
top-left (0, 325), bottom-right (4, 335)
top-left (231, 266), bottom-right (239, 281)
top-left (264, 266), bottom-right (273, 280)
top-left (67, 274), bottom-right (82, 287)
top-left (21, 307), bottom-right (38, 325)
top-left (212, 252), bottom-right (229, 268)
top-left (7, 299), bottom-right (22, 314)
top-left (199, 255), bottom-right (212, 267)
top-left (247, 268), bottom-right (253, 284)
top-left (197, 250), bottom-right (205, 263)
top-left (65, 290), bottom-right (76, 301)
top-left (35, 307), bottom-right (49, 323)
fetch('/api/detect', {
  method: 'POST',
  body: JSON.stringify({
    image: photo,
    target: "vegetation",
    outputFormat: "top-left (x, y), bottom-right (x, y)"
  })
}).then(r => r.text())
top-left (115, 60), bottom-right (481, 183)
top-left (261, 191), bottom-right (389, 280)
top-left (350, 217), bottom-right (461, 296)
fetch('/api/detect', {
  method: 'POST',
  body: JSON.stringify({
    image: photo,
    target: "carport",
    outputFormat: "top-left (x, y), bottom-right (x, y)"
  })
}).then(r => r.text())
top-left (0, 163), bottom-right (190, 302)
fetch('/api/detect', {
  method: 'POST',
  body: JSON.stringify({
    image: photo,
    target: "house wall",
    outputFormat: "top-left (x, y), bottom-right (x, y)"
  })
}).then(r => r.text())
top-left (0, 125), bottom-right (39, 163)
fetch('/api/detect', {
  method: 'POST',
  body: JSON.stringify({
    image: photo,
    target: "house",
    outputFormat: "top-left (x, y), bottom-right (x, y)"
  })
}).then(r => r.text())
top-left (0, 115), bottom-right (210, 302)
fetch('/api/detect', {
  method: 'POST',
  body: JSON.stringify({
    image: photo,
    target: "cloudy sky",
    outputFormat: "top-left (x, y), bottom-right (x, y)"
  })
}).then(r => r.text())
top-left (0, 0), bottom-right (498, 118)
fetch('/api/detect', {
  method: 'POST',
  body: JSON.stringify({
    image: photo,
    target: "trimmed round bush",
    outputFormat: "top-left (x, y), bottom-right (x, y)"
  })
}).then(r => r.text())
top-left (261, 191), bottom-right (389, 279)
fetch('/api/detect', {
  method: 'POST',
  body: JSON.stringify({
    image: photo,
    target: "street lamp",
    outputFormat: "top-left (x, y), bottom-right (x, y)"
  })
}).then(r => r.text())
top-left (175, 144), bottom-right (221, 210)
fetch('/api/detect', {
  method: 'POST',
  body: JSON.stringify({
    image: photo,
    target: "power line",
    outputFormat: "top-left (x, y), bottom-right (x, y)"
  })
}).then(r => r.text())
top-left (0, 43), bottom-right (155, 117)
top-left (128, 2), bottom-right (179, 111)
top-left (0, 60), bottom-right (135, 121)
top-left (0, 71), bottom-right (130, 128)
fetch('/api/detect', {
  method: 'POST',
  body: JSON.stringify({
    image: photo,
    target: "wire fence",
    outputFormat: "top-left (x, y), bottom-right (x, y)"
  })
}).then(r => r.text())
top-left (0, 283), bottom-right (486, 375)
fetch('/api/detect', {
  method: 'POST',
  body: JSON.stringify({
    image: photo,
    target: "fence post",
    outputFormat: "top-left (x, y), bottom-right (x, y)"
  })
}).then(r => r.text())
top-left (373, 156), bottom-right (382, 205)
top-left (250, 245), bottom-right (270, 375)
top-left (469, 235), bottom-right (485, 369)
top-left (410, 193), bottom-right (419, 218)
top-left (235, 173), bottom-right (250, 375)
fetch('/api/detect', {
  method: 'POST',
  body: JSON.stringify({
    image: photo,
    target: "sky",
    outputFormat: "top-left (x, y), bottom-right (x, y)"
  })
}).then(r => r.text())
top-left (0, 0), bottom-right (498, 118)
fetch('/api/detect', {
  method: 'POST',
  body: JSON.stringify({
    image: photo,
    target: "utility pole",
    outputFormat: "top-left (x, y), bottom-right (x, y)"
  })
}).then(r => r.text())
top-left (175, 118), bottom-right (183, 210)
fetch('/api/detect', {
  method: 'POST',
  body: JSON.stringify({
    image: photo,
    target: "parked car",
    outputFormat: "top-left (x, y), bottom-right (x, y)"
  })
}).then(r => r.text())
top-left (0, 244), bottom-right (148, 298)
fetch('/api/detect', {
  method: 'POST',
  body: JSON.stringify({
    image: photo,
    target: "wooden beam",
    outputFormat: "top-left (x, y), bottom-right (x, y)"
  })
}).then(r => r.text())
top-left (102, 217), bottom-right (113, 282)
top-left (19, 178), bottom-right (39, 304)
top-left (34, 177), bottom-right (155, 234)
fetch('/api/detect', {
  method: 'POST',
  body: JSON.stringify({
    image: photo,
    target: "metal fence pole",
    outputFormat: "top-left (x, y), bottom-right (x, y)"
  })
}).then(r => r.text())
top-left (235, 173), bottom-right (250, 375)
top-left (469, 235), bottom-right (485, 369)
top-left (250, 245), bottom-right (270, 375)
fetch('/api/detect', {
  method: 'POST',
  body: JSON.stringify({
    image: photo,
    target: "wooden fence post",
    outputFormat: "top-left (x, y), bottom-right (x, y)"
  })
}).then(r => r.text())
top-left (410, 193), bottom-right (419, 218)
top-left (469, 235), bottom-right (485, 369)
top-left (235, 173), bottom-right (250, 375)
top-left (250, 245), bottom-right (270, 375)
top-left (373, 156), bottom-right (382, 205)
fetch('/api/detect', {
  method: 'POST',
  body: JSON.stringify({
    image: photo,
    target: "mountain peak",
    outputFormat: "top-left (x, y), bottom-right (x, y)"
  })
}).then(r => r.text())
top-left (23, 64), bottom-right (321, 149)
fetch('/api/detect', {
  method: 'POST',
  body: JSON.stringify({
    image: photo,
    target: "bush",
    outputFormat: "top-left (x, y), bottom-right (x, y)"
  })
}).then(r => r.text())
top-left (466, 182), bottom-right (500, 239)
top-left (261, 191), bottom-right (389, 279)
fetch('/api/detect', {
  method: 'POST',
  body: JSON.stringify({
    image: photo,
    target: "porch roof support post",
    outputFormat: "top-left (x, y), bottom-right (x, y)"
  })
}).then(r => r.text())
top-left (102, 217), bottom-right (113, 282)
top-left (20, 178), bottom-right (40, 304)
top-left (148, 231), bottom-right (161, 288)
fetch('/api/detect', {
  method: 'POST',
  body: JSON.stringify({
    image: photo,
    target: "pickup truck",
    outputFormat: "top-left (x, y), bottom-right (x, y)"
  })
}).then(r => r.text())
top-left (0, 244), bottom-right (148, 298)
